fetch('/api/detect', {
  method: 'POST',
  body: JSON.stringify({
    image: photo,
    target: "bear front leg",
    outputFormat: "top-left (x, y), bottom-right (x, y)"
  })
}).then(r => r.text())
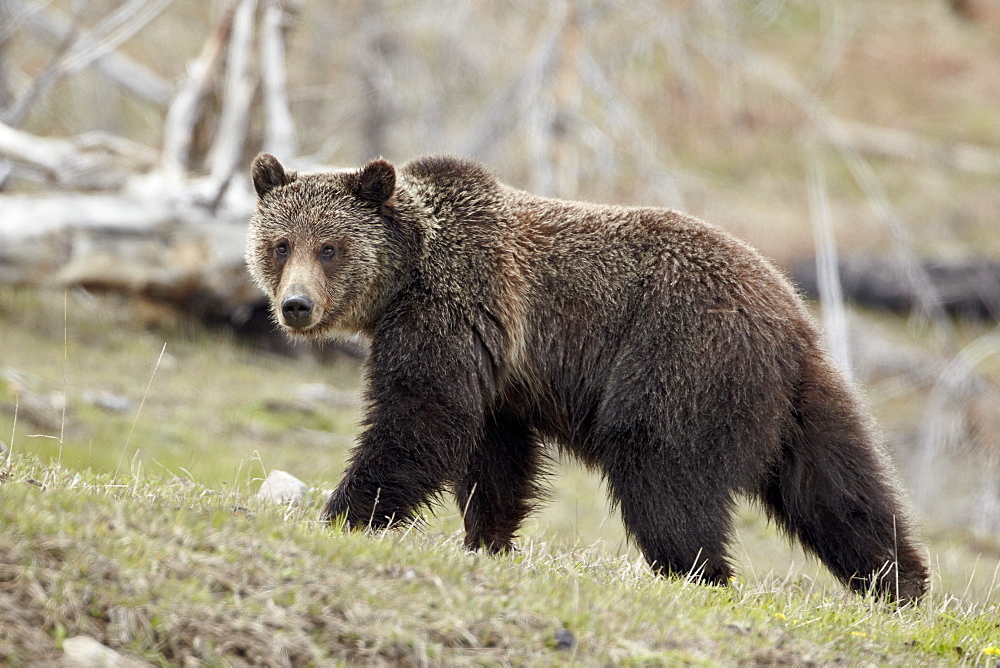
top-left (321, 443), bottom-right (441, 530)
top-left (456, 411), bottom-right (545, 554)
top-left (321, 323), bottom-right (488, 531)
top-left (321, 390), bottom-right (482, 529)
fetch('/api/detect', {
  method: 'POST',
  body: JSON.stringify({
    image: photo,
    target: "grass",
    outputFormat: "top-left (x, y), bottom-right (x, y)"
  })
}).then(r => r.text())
top-left (2, 454), bottom-right (1000, 666)
top-left (2, 285), bottom-right (1000, 664)
top-left (0, 287), bottom-right (361, 487)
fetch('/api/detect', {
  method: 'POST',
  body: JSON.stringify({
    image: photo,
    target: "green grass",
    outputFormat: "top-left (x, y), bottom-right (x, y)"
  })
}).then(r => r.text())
top-left (0, 287), bottom-right (362, 487)
top-left (2, 285), bottom-right (1000, 663)
top-left (2, 453), bottom-right (999, 666)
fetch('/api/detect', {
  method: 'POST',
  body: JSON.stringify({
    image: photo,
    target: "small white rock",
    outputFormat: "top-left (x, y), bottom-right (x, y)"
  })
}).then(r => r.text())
top-left (295, 382), bottom-right (337, 404)
top-left (82, 390), bottom-right (134, 413)
top-left (294, 382), bottom-right (361, 409)
top-left (62, 635), bottom-right (151, 667)
top-left (256, 470), bottom-right (308, 505)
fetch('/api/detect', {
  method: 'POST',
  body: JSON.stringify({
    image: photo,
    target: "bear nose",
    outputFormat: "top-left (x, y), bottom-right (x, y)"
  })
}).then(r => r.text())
top-left (281, 295), bottom-right (314, 326)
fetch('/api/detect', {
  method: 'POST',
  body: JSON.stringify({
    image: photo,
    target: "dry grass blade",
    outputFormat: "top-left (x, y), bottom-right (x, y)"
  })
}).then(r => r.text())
top-left (115, 342), bottom-right (167, 479)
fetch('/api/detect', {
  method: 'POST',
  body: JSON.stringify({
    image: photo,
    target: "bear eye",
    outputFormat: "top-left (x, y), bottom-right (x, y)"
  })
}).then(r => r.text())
top-left (320, 245), bottom-right (336, 259)
top-left (275, 242), bottom-right (289, 258)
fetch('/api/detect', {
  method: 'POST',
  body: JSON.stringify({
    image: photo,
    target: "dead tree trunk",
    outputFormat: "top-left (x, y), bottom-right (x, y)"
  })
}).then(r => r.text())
top-left (792, 254), bottom-right (1000, 322)
top-left (0, 0), bottom-right (304, 348)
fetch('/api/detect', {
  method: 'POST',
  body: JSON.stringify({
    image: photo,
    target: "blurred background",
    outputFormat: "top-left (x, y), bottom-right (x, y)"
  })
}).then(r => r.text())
top-left (1, 0), bottom-right (999, 598)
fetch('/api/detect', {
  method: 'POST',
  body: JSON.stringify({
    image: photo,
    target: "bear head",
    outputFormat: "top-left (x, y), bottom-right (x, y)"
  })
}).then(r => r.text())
top-left (246, 153), bottom-right (402, 339)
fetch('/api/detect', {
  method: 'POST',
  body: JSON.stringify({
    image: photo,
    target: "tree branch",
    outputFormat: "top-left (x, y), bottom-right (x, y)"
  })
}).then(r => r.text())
top-left (832, 120), bottom-right (1000, 175)
top-left (204, 0), bottom-right (258, 202)
top-left (4, 0), bottom-right (173, 111)
top-left (159, 0), bottom-right (240, 180)
top-left (260, 0), bottom-right (298, 158)
top-left (0, 120), bottom-right (156, 190)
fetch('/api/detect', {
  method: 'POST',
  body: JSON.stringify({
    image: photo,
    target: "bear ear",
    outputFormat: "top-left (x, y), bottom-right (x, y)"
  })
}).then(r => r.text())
top-left (252, 153), bottom-right (295, 198)
top-left (356, 158), bottom-right (396, 206)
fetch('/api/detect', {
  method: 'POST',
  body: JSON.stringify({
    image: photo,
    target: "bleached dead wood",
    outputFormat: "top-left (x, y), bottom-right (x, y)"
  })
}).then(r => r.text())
top-left (0, 121), bottom-right (157, 190)
top-left (260, 1), bottom-right (298, 158)
top-left (0, 0), bottom-right (310, 327)
top-left (547, 2), bottom-right (582, 198)
top-left (358, 0), bottom-right (393, 160)
top-left (159, 0), bottom-right (240, 181)
top-left (0, 184), bottom-right (359, 357)
top-left (463, 8), bottom-right (562, 162)
top-left (808, 163), bottom-right (851, 376)
top-left (205, 0), bottom-right (258, 202)
top-left (0, 187), bottom-right (257, 315)
top-left (2, 0), bottom-right (174, 120)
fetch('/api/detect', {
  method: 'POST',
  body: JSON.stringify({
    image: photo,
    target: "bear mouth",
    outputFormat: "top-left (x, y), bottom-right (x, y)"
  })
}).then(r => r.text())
top-left (281, 319), bottom-right (318, 332)
top-left (278, 312), bottom-right (324, 333)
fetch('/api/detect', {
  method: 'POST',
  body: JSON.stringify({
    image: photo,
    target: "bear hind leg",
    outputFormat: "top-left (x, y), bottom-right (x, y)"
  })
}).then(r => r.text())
top-left (761, 352), bottom-right (929, 603)
top-left (456, 412), bottom-right (546, 554)
top-left (603, 442), bottom-right (736, 585)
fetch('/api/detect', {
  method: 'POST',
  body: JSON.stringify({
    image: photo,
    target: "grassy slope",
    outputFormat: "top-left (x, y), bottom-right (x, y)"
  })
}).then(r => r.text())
top-left (2, 287), bottom-right (1000, 665)
top-left (3, 457), bottom-right (1000, 666)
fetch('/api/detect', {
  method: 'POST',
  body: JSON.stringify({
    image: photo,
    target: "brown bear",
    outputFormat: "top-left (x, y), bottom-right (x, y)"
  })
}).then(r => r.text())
top-left (246, 153), bottom-right (928, 603)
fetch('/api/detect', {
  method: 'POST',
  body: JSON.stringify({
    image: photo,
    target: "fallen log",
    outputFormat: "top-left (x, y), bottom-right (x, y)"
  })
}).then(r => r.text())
top-left (0, 186), bottom-right (251, 304)
top-left (791, 254), bottom-right (1000, 321)
top-left (0, 185), bottom-right (365, 358)
top-left (0, 121), bottom-right (158, 190)
top-left (0, 0), bottom-right (330, 354)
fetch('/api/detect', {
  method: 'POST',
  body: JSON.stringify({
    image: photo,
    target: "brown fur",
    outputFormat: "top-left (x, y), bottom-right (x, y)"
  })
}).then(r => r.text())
top-left (247, 153), bottom-right (929, 603)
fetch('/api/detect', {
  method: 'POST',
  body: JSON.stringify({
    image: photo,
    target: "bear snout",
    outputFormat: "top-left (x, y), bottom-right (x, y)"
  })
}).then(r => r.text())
top-left (280, 294), bottom-right (315, 329)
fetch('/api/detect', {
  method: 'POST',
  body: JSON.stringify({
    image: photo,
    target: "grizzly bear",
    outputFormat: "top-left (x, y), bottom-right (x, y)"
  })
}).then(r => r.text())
top-left (246, 153), bottom-right (928, 603)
